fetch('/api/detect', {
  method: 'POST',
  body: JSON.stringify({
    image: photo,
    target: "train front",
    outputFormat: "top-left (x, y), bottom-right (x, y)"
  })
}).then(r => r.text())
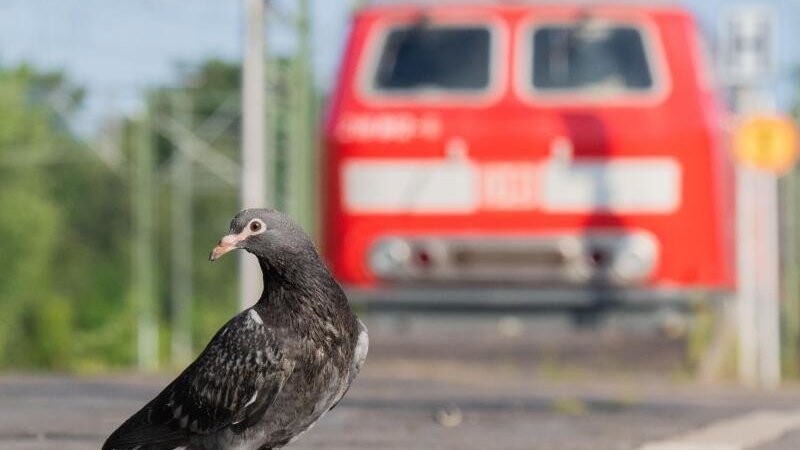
top-left (322, 3), bottom-right (735, 306)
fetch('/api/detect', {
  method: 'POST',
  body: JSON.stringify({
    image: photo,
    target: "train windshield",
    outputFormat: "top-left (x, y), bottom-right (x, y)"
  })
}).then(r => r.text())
top-left (372, 24), bottom-right (492, 93)
top-left (528, 23), bottom-right (655, 95)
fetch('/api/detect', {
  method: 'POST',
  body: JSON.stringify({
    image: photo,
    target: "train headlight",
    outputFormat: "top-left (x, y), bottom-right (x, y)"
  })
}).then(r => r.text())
top-left (368, 238), bottom-right (411, 277)
top-left (610, 234), bottom-right (658, 284)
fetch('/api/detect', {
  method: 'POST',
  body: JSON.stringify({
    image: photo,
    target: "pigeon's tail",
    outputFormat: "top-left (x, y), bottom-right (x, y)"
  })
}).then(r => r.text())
top-left (103, 424), bottom-right (187, 450)
top-left (103, 403), bottom-right (189, 450)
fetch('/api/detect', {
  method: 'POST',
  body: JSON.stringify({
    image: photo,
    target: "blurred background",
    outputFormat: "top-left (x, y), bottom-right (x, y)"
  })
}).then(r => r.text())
top-left (3, 0), bottom-right (800, 448)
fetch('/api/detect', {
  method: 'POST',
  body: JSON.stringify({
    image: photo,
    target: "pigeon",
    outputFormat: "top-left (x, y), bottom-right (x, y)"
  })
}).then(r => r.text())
top-left (103, 209), bottom-right (368, 450)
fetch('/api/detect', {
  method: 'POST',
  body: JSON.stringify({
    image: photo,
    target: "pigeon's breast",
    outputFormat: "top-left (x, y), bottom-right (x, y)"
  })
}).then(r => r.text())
top-left (218, 344), bottom-right (349, 449)
top-left (257, 323), bottom-right (367, 448)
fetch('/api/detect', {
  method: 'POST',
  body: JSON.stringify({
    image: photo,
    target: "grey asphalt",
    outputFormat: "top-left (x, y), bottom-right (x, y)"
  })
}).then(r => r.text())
top-left (2, 311), bottom-right (800, 449)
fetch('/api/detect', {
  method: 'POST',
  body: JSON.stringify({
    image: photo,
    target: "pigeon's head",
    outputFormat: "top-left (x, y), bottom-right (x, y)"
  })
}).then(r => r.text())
top-left (209, 208), bottom-right (315, 263)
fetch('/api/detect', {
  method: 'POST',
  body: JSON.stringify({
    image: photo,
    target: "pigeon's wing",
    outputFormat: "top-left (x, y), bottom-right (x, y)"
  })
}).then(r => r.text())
top-left (328, 319), bottom-right (369, 412)
top-left (103, 310), bottom-right (294, 450)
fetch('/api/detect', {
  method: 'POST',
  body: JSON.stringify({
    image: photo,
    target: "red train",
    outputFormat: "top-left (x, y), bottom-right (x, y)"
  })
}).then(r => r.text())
top-left (323, 2), bottom-right (735, 305)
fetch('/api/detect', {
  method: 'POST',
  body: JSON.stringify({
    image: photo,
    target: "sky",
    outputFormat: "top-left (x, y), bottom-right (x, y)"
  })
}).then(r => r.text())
top-left (0, 0), bottom-right (797, 133)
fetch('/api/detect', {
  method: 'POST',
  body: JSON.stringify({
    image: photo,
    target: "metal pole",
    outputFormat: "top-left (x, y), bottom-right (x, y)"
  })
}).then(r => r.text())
top-left (720, 5), bottom-right (782, 388)
top-left (757, 171), bottom-right (781, 388)
top-left (735, 86), bottom-right (782, 388)
top-left (171, 89), bottom-right (193, 364)
top-left (133, 106), bottom-right (158, 371)
top-left (736, 160), bottom-right (758, 386)
top-left (240, 0), bottom-right (268, 309)
top-left (288, 0), bottom-right (314, 234)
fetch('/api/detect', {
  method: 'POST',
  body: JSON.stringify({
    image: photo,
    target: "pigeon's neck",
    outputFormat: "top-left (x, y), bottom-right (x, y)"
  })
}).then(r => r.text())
top-left (254, 256), bottom-right (356, 344)
top-left (256, 256), bottom-right (343, 308)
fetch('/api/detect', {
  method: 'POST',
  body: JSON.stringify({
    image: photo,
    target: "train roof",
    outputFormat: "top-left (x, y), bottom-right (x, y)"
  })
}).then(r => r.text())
top-left (360, 0), bottom-right (689, 15)
top-left (364, 0), bottom-right (681, 6)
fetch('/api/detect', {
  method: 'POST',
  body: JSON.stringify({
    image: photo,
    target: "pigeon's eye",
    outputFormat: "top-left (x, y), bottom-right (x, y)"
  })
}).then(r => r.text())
top-left (250, 221), bottom-right (263, 232)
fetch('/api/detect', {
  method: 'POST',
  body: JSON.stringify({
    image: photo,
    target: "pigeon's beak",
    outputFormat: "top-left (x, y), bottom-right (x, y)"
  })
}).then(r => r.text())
top-left (209, 233), bottom-right (244, 261)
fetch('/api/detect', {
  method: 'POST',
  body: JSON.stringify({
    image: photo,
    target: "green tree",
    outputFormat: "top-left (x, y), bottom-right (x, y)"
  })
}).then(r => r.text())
top-left (0, 65), bottom-right (133, 369)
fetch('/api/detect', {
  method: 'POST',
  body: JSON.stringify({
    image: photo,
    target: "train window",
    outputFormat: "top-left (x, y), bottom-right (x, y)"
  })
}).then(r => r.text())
top-left (371, 24), bottom-right (492, 93)
top-left (526, 22), bottom-right (657, 97)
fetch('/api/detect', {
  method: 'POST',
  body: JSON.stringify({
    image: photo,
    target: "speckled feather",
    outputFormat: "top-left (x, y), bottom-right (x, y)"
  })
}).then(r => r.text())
top-left (103, 209), bottom-right (368, 450)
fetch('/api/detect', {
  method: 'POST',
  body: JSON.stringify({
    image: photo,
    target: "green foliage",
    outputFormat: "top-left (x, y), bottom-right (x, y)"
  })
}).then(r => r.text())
top-left (0, 59), bottom-right (272, 370)
top-left (0, 189), bottom-right (60, 366)
top-left (0, 64), bottom-right (132, 370)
